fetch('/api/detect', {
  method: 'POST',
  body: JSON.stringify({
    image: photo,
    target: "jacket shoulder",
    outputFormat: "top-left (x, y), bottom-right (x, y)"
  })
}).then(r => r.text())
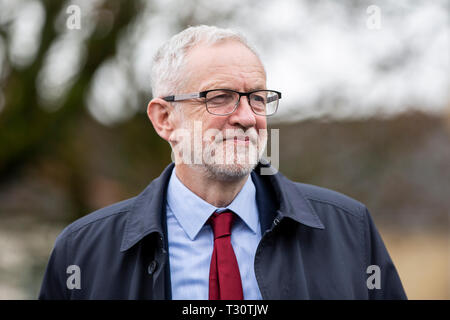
top-left (293, 181), bottom-right (366, 219)
top-left (58, 197), bottom-right (136, 239)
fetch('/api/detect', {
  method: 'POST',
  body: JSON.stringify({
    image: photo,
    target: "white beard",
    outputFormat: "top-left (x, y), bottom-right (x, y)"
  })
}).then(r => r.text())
top-left (200, 129), bottom-right (267, 181)
top-left (170, 122), bottom-right (268, 181)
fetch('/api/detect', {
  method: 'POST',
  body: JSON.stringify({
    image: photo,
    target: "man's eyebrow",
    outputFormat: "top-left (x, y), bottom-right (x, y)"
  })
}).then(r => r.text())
top-left (200, 83), bottom-right (267, 92)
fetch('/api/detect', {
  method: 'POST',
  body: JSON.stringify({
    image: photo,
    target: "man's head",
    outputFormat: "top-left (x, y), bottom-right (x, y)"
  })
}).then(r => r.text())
top-left (147, 25), bottom-right (274, 181)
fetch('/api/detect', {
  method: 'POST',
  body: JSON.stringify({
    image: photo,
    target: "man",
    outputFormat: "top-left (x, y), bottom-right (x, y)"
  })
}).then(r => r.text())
top-left (39, 25), bottom-right (407, 299)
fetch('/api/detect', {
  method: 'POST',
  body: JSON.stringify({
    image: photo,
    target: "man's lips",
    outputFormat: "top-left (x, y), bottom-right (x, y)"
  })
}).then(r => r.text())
top-left (223, 136), bottom-right (252, 144)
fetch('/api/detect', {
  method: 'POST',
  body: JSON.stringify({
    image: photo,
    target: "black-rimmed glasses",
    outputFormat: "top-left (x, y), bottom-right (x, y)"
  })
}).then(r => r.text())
top-left (162, 89), bottom-right (281, 116)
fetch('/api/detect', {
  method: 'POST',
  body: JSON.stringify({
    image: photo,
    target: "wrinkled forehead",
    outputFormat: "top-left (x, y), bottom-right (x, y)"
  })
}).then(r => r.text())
top-left (182, 40), bottom-right (267, 91)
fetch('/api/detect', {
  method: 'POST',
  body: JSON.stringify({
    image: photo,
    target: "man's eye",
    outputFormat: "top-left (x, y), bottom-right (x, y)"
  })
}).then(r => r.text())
top-left (208, 93), bottom-right (233, 104)
top-left (251, 95), bottom-right (266, 103)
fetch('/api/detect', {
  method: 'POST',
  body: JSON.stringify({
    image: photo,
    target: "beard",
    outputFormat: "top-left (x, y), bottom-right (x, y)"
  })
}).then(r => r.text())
top-left (199, 127), bottom-right (267, 181)
top-left (171, 122), bottom-right (267, 181)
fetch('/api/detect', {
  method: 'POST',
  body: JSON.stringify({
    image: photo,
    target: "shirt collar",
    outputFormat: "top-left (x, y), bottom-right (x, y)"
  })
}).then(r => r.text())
top-left (166, 168), bottom-right (259, 241)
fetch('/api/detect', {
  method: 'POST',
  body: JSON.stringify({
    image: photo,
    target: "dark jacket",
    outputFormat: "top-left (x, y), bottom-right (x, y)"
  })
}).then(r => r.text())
top-left (39, 162), bottom-right (407, 299)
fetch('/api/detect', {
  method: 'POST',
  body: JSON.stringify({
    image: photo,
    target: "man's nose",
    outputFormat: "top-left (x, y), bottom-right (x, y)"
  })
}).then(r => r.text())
top-left (229, 96), bottom-right (257, 128)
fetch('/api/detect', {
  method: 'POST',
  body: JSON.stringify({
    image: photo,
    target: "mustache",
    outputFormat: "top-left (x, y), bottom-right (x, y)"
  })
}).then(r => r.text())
top-left (220, 128), bottom-right (259, 144)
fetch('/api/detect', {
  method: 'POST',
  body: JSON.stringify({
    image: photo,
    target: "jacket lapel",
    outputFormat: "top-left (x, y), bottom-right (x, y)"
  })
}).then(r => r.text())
top-left (120, 163), bottom-right (175, 299)
top-left (252, 162), bottom-right (325, 231)
top-left (251, 163), bottom-right (325, 299)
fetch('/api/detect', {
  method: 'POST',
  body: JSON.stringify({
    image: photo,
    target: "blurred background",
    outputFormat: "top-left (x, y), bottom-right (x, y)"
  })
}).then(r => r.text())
top-left (0, 0), bottom-right (448, 299)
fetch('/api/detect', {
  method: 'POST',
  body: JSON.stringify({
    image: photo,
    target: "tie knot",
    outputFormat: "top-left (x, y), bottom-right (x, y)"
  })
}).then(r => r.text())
top-left (208, 210), bottom-right (235, 239)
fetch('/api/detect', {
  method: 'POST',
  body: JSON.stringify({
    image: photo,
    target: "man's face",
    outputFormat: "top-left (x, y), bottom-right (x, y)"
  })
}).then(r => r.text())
top-left (170, 40), bottom-right (268, 180)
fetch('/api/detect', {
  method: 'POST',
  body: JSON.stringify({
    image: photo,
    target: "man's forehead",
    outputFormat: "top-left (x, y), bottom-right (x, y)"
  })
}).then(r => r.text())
top-left (183, 40), bottom-right (266, 90)
top-left (184, 40), bottom-right (261, 68)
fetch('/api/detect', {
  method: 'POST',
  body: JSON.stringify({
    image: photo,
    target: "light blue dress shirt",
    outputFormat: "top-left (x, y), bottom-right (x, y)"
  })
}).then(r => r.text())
top-left (166, 168), bottom-right (263, 300)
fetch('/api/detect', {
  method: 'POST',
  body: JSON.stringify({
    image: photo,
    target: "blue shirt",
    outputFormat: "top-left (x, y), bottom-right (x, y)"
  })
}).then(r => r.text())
top-left (166, 168), bottom-right (263, 300)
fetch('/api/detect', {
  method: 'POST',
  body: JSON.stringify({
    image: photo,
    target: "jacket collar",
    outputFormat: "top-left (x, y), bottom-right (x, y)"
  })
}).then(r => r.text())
top-left (120, 163), bottom-right (174, 252)
top-left (120, 162), bottom-right (324, 252)
top-left (254, 164), bottom-right (325, 230)
top-left (269, 168), bottom-right (325, 229)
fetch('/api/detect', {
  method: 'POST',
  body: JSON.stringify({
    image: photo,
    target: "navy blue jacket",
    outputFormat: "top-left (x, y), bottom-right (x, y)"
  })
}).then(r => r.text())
top-left (39, 162), bottom-right (407, 299)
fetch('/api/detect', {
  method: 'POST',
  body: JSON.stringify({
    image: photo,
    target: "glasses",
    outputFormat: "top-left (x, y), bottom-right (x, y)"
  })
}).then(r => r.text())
top-left (162, 89), bottom-right (281, 116)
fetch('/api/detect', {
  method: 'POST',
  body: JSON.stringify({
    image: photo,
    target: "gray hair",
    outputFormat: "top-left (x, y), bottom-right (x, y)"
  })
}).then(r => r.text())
top-left (150, 25), bottom-right (264, 100)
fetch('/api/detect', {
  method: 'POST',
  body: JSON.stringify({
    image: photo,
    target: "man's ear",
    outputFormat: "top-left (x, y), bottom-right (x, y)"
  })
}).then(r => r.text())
top-left (147, 98), bottom-right (176, 142)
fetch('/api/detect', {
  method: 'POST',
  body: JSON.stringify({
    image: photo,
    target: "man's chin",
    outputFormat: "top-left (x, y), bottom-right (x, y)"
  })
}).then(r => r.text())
top-left (198, 162), bottom-right (257, 181)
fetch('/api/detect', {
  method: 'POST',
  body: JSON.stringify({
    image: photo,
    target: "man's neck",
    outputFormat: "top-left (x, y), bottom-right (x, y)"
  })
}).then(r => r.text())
top-left (174, 164), bottom-right (249, 208)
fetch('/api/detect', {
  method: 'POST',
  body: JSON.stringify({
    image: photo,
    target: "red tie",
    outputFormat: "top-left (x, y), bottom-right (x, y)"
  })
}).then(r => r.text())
top-left (208, 210), bottom-right (244, 300)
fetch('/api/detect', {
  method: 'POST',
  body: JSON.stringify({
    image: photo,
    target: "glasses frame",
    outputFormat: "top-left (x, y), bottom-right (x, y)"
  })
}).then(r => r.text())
top-left (162, 89), bottom-right (281, 116)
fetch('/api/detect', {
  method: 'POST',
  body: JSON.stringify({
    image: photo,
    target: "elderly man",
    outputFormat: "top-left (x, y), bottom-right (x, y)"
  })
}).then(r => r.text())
top-left (39, 25), bottom-right (406, 300)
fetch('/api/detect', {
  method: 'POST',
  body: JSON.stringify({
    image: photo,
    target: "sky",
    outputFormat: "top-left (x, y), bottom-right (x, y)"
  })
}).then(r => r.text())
top-left (0, 0), bottom-right (449, 124)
